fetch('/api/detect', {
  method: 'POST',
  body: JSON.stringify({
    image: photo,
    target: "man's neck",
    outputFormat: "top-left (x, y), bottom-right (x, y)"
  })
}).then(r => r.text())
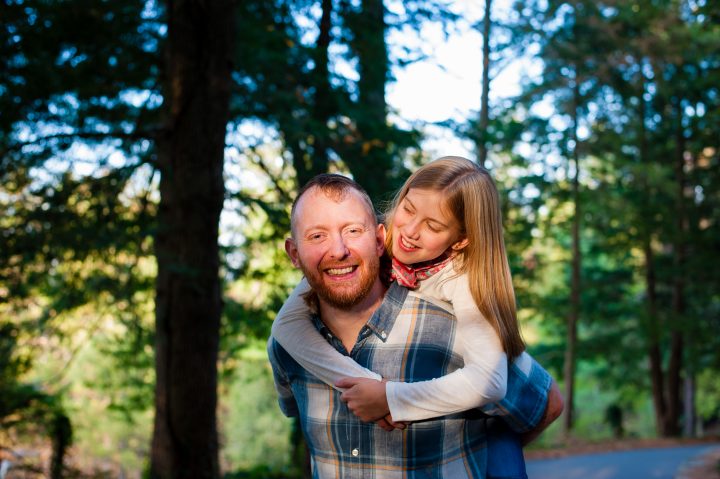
top-left (319, 280), bottom-right (387, 353)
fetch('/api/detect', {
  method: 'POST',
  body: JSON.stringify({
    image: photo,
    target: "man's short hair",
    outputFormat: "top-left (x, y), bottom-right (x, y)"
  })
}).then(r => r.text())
top-left (290, 174), bottom-right (377, 237)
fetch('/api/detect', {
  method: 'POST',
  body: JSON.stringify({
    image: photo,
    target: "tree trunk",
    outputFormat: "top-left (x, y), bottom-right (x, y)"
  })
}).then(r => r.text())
top-left (293, 0), bottom-right (334, 188)
top-left (638, 67), bottom-right (668, 437)
top-left (684, 373), bottom-right (696, 437)
top-left (477, 0), bottom-right (492, 168)
top-left (665, 99), bottom-right (688, 437)
top-left (646, 239), bottom-right (667, 435)
top-left (563, 76), bottom-right (581, 436)
top-left (151, 1), bottom-right (234, 478)
top-left (49, 413), bottom-right (72, 479)
top-left (310, 0), bottom-right (333, 174)
top-left (346, 0), bottom-right (393, 204)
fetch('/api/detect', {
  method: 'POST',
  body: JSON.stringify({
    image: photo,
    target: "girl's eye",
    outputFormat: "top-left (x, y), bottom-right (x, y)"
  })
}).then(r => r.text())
top-left (427, 223), bottom-right (440, 233)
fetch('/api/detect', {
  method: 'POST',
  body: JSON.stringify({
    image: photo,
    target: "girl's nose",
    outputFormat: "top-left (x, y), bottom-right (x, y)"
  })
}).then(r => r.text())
top-left (403, 219), bottom-right (420, 239)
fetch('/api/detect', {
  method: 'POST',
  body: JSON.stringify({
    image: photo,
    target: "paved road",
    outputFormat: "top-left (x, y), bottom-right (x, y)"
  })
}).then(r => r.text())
top-left (526, 444), bottom-right (719, 479)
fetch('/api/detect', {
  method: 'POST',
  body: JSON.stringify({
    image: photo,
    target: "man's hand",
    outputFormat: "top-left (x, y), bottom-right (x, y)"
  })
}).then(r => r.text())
top-left (335, 377), bottom-right (392, 422)
top-left (521, 380), bottom-right (564, 446)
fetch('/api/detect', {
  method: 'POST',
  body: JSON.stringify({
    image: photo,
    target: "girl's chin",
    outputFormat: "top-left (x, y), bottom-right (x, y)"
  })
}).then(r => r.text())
top-left (391, 249), bottom-right (407, 261)
top-left (393, 250), bottom-right (417, 264)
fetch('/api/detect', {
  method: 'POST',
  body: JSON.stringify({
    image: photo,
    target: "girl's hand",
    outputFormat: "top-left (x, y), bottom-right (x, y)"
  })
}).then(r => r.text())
top-left (335, 377), bottom-right (391, 422)
top-left (376, 414), bottom-right (407, 432)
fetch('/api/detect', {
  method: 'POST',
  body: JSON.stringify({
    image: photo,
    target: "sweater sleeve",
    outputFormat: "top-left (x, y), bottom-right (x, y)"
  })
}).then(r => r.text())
top-left (271, 278), bottom-right (381, 390)
top-left (385, 270), bottom-right (508, 421)
top-left (480, 352), bottom-right (552, 433)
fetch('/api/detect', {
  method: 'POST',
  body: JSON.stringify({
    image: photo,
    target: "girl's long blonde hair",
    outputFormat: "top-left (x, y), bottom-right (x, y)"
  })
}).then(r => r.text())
top-left (385, 156), bottom-right (525, 360)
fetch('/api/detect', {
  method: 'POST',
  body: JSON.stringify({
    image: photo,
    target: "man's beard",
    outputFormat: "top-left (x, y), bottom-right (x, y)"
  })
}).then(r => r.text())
top-left (299, 256), bottom-right (380, 309)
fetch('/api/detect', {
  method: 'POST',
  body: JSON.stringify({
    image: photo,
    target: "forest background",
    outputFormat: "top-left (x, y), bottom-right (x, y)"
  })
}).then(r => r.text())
top-left (1, 0), bottom-right (719, 478)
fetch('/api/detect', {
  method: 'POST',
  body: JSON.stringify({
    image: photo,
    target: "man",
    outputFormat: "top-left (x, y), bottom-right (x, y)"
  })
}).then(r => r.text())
top-left (268, 174), bottom-right (562, 478)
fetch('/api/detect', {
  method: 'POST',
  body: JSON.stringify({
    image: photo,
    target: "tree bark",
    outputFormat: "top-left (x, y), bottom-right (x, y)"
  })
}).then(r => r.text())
top-left (478, 0), bottom-right (492, 168)
top-left (49, 413), bottom-right (72, 479)
top-left (665, 98), bottom-right (688, 437)
top-left (151, 1), bottom-right (235, 478)
top-left (646, 235), bottom-right (667, 435)
top-left (637, 66), bottom-right (668, 436)
top-left (683, 374), bottom-right (696, 437)
top-left (346, 0), bottom-right (393, 204)
top-left (293, 0), bottom-right (334, 188)
top-left (310, 0), bottom-right (333, 173)
top-left (563, 75), bottom-right (581, 436)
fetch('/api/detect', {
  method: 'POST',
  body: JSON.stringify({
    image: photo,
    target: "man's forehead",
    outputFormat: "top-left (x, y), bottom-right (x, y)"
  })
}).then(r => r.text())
top-left (293, 186), bottom-right (376, 230)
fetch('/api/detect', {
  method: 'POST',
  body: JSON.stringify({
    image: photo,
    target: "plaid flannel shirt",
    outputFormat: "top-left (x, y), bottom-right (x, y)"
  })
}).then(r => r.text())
top-left (268, 283), bottom-right (551, 479)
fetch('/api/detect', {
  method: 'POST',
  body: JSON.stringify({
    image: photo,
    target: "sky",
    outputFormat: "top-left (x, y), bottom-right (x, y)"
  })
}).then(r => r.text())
top-left (385, 0), bottom-right (534, 159)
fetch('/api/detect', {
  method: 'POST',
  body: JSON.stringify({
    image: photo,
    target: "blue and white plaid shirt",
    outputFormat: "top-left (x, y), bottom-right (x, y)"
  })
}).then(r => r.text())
top-left (268, 283), bottom-right (551, 479)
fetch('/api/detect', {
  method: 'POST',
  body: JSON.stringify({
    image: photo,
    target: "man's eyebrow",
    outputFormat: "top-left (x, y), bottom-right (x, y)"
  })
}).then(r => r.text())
top-left (301, 224), bottom-right (327, 233)
top-left (341, 220), bottom-right (370, 230)
top-left (302, 220), bottom-right (368, 232)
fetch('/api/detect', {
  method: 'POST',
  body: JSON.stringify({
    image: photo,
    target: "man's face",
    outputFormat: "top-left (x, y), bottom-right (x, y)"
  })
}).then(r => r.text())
top-left (286, 187), bottom-right (385, 309)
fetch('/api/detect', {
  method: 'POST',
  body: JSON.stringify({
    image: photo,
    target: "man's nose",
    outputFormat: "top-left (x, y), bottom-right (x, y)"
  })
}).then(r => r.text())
top-left (328, 233), bottom-right (350, 259)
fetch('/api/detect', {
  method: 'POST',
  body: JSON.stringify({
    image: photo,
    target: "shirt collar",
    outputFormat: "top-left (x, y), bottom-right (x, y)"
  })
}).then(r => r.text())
top-left (311, 282), bottom-right (408, 350)
top-left (391, 252), bottom-right (455, 289)
top-left (365, 282), bottom-right (406, 342)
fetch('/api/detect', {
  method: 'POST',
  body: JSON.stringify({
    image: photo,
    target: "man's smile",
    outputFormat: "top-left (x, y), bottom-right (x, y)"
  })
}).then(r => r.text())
top-left (324, 265), bottom-right (359, 277)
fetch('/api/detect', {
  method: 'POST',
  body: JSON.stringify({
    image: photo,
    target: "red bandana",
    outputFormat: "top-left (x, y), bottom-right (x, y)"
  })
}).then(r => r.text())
top-left (390, 253), bottom-right (455, 289)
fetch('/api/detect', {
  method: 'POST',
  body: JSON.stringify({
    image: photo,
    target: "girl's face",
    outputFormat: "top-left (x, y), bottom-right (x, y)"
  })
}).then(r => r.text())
top-left (390, 188), bottom-right (468, 265)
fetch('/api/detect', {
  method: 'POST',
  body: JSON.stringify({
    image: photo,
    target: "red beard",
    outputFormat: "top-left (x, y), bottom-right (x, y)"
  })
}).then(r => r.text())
top-left (298, 255), bottom-right (380, 309)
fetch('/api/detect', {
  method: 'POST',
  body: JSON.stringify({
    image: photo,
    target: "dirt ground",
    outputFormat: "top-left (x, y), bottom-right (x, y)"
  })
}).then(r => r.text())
top-left (677, 446), bottom-right (720, 479)
top-left (525, 437), bottom-right (720, 479)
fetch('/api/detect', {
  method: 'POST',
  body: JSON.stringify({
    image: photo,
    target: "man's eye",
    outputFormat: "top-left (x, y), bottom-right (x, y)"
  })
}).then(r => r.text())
top-left (346, 227), bottom-right (363, 236)
top-left (309, 233), bottom-right (324, 241)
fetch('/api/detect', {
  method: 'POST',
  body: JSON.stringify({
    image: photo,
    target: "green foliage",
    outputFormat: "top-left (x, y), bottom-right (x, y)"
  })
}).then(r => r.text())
top-left (2, 1), bottom-right (159, 459)
top-left (221, 347), bottom-right (294, 474)
top-left (498, 0), bottom-right (720, 436)
top-left (232, 0), bottom-right (421, 205)
top-left (2, 0), bottom-right (719, 472)
top-left (0, 322), bottom-right (73, 475)
top-left (697, 368), bottom-right (720, 423)
top-left (63, 335), bottom-right (153, 474)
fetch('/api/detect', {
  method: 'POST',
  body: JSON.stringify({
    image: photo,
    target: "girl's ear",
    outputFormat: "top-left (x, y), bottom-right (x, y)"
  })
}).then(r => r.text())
top-left (451, 237), bottom-right (469, 252)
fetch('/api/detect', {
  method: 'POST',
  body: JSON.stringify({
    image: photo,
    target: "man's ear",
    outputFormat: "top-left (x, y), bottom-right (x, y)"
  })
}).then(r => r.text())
top-left (375, 224), bottom-right (387, 256)
top-left (451, 237), bottom-right (469, 252)
top-left (285, 238), bottom-right (300, 267)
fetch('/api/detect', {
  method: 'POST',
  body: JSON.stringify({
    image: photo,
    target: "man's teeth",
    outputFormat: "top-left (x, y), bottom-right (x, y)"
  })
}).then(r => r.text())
top-left (327, 267), bottom-right (354, 275)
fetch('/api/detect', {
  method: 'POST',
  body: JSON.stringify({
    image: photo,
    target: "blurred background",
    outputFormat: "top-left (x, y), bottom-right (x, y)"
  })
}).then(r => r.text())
top-left (1, 0), bottom-right (718, 477)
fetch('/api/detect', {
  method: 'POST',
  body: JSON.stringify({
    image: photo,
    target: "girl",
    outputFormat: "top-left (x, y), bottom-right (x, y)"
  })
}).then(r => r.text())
top-left (273, 156), bottom-right (528, 477)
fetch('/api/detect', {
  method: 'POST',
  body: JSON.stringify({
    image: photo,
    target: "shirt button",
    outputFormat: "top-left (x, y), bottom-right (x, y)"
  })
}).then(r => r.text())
top-left (380, 331), bottom-right (387, 339)
top-left (351, 448), bottom-right (359, 457)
